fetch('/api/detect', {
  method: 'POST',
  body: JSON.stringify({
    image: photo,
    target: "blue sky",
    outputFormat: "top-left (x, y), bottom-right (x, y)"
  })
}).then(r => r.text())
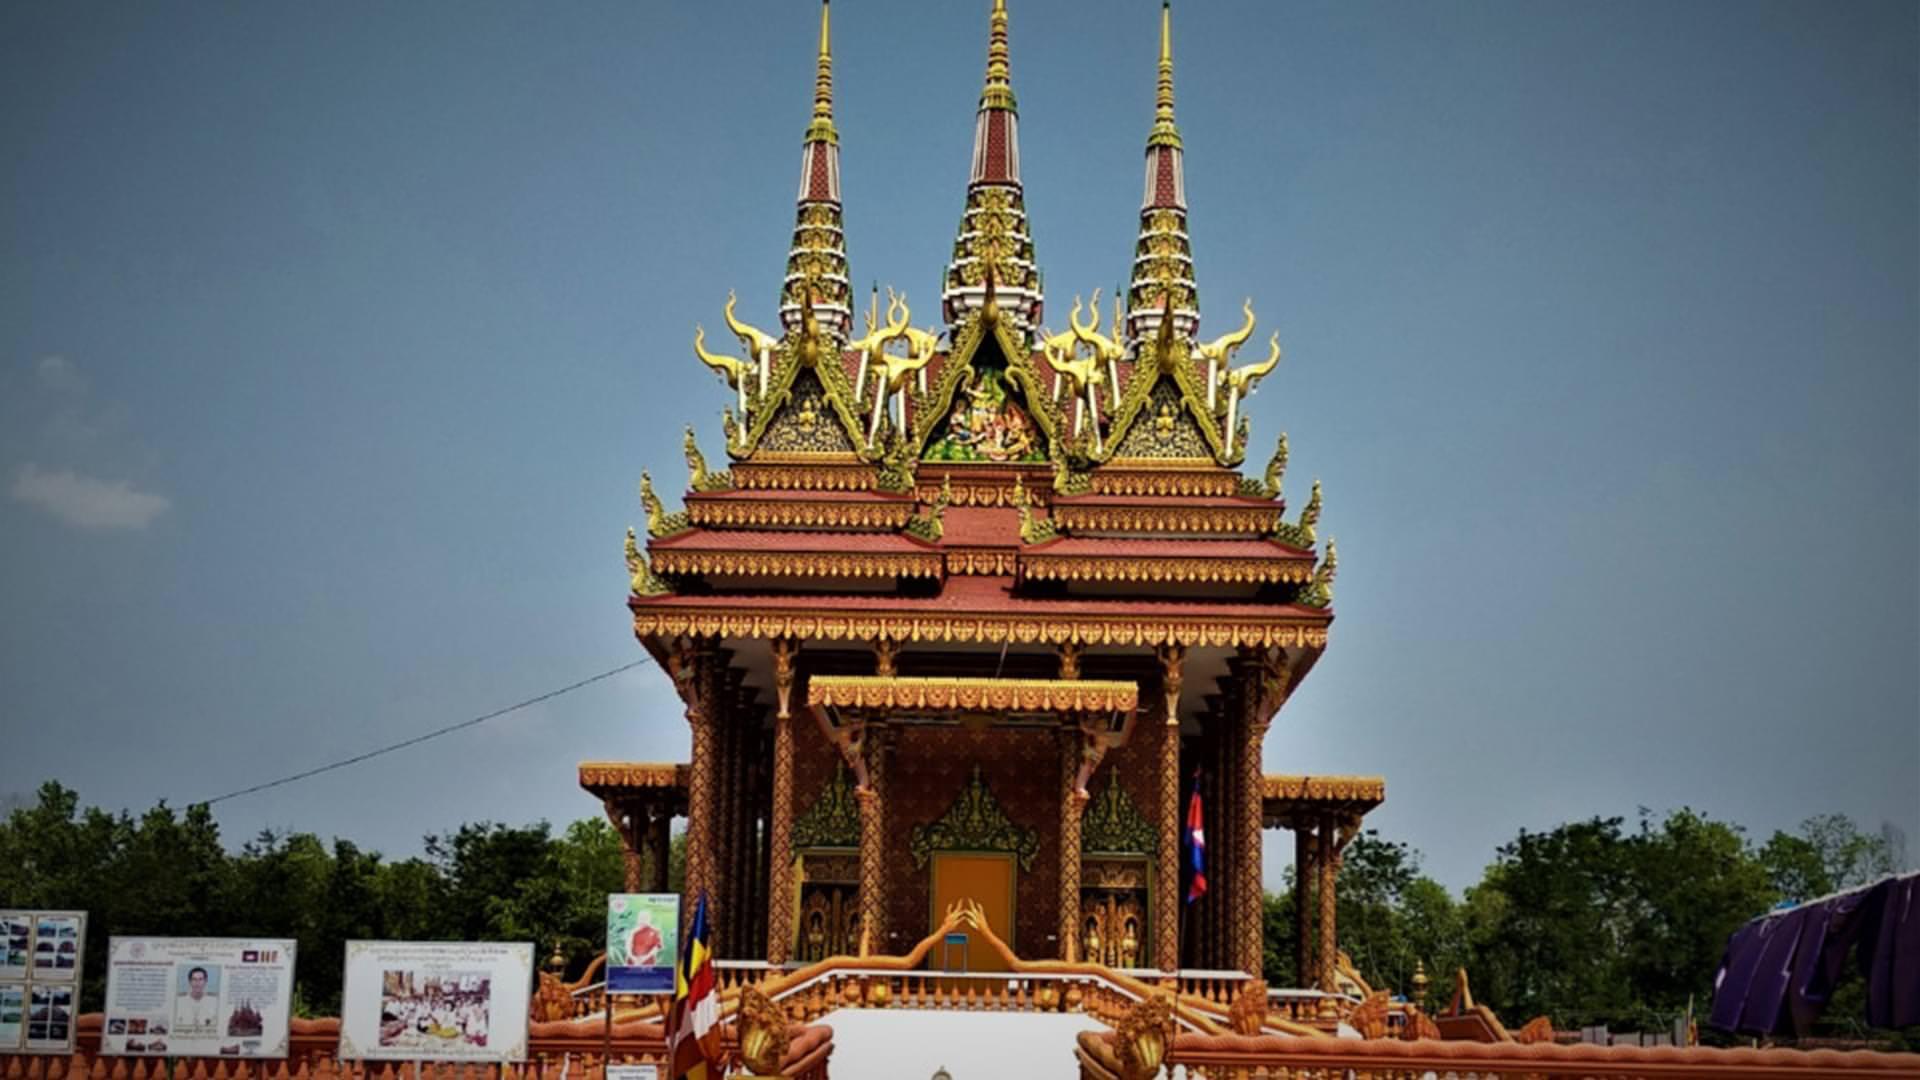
top-left (2, 0), bottom-right (1914, 892)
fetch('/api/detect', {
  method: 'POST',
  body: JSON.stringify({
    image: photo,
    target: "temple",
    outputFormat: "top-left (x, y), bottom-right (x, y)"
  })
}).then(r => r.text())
top-left (586, 0), bottom-right (1383, 991)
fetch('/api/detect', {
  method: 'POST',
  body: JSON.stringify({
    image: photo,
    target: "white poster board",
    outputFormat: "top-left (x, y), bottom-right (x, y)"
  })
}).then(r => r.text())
top-left (1, 910), bottom-right (86, 1054)
top-left (103, 937), bottom-right (296, 1058)
top-left (339, 941), bottom-right (532, 1062)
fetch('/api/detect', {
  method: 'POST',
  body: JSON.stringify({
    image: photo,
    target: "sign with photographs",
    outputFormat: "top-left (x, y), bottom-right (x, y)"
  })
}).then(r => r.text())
top-left (339, 941), bottom-right (533, 1062)
top-left (0, 910), bottom-right (87, 1054)
top-left (103, 937), bottom-right (296, 1058)
top-left (605, 894), bottom-right (678, 995)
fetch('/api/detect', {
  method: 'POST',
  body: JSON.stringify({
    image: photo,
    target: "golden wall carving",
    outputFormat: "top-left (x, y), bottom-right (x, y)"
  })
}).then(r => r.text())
top-left (651, 549), bottom-right (944, 580)
top-left (1022, 554), bottom-right (1312, 585)
top-left (1051, 502), bottom-right (1282, 536)
top-left (633, 610), bottom-right (1330, 651)
top-left (807, 675), bottom-right (1137, 714)
top-left (685, 499), bottom-right (914, 531)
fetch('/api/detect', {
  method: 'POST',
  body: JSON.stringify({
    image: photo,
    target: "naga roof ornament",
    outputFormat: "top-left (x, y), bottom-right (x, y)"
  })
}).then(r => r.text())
top-left (941, 0), bottom-right (1043, 338)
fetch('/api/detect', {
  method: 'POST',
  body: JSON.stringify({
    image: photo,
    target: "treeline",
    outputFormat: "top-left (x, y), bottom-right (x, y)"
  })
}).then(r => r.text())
top-left (0, 782), bottom-right (677, 1015)
top-left (1263, 809), bottom-right (1906, 1043)
top-left (1, 782), bottom-right (1906, 1041)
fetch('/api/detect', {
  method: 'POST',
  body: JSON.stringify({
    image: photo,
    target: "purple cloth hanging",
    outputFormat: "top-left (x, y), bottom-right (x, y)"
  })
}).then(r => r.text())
top-left (1712, 872), bottom-right (1920, 1035)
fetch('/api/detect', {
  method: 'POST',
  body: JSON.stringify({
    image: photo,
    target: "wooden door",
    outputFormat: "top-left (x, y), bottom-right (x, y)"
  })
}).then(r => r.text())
top-left (928, 852), bottom-right (1016, 972)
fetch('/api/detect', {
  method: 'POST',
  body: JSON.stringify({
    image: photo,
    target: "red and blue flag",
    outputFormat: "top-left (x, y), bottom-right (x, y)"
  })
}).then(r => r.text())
top-left (1185, 785), bottom-right (1208, 903)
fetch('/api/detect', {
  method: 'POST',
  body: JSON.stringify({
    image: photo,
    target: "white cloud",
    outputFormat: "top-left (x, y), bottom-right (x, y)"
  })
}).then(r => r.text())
top-left (9, 463), bottom-right (170, 530)
top-left (35, 355), bottom-right (87, 395)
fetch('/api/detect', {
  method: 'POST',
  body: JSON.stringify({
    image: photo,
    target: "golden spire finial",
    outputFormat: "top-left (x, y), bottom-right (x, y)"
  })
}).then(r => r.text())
top-left (1148, 1), bottom-right (1181, 149)
top-left (981, 0), bottom-right (1015, 110)
top-left (804, 0), bottom-right (837, 145)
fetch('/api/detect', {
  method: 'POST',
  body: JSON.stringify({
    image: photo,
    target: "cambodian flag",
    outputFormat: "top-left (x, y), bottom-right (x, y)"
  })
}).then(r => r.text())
top-left (1185, 785), bottom-right (1208, 903)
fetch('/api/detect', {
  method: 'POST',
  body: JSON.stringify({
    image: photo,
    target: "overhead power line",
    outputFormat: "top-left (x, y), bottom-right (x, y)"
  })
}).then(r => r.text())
top-left (192, 657), bottom-right (652, 807)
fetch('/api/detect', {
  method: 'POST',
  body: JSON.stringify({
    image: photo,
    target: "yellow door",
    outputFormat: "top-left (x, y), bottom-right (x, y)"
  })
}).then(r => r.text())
top-left (929, 853), bottom-right (1015, 972)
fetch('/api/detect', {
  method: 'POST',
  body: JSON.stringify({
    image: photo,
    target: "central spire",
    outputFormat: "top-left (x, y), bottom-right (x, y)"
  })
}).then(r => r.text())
top-left (942, 0), bottom-right (1043, 337)
top-left (781, 0), bottom-right (851, 339)
top-left (1126, 1), bottom-right (1196, 346)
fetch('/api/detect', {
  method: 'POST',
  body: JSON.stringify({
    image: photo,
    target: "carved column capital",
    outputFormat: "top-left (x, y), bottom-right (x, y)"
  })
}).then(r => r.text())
top-left (872, 638), bottom-right (899, 678)
top-left (1156, 644), bottom-right (1187, 727)
top-left (771, 637), bottom-right (798, 720)
top-left (1058, 642), bottom-right (1084, 680)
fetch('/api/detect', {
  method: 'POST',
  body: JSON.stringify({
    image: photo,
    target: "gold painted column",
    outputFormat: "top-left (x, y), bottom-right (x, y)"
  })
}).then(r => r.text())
top-left (860, 723), bottom-right (891, 954)
top-left (603, 800), bottom-right (642, 892)
top-left (1058, 725), bottom-right (1087, 961)
top-left (678, 640), bottom-right (721, 932)
top-left (765, 639), bottom-right (799, 965)
top-left (1154, 644), bottom-right (1185, 973)
top-left (1318, 814), bottom-right (1338, 993)
top-left (1236, 683), bottom-right (1273, 977)
top-left (1294, 825), bottom-right (1314, 987)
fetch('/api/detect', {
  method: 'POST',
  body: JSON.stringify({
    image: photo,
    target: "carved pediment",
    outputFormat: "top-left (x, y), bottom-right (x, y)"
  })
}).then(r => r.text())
top-left (908, 765), bottom-right (1039, 871)
top-left (792, 761), bottom-right (860, 849)
top-left (1082, 774), bottom-right (1155, 855)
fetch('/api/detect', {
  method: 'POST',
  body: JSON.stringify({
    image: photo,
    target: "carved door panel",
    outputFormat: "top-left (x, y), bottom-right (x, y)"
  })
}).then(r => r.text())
top-left (928, 853), bottom-right (1015, 972)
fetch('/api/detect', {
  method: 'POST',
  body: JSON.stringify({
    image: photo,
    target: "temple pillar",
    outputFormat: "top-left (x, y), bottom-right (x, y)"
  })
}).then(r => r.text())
top-left (1294, 825), bottom-right (1314, 987)
top-left (649, 807), bottom-right (671, 893)
top-left (1318, 813), bottom-right (1338, 993)
top-left (1058, 725), bottom-right (1087, 962)
top-left (1236, 668), bottom-right (1273, 977)
top-left (1154, 644), bottom-right (1185, 973)
top-left (603, 799), bottom-right (641, 893)
top-left (856, 722), bottom-right (891, 955)
top-left (678, 640), bottom-right (721, 931)
top-left (765, 639), bottom-right (798, 965)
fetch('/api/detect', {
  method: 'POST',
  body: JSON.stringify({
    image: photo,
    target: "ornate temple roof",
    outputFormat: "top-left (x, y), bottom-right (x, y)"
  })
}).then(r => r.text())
top-left (630, 0), bottom-right (1334, 660)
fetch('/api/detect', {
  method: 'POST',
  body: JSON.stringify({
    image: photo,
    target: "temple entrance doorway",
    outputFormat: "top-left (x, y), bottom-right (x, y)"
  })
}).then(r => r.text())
top-left (928, 852), bottom-right (1015, 972)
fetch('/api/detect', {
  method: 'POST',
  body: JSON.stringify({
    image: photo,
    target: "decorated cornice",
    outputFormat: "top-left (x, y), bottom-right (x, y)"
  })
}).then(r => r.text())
top-left (577, 761), bottom-right (690, 794)
top-left (914, 465), bottom-right (1054, 508)
top-left (792, 761), bottom-right (861, 850)
top-left (1260, 773), bottom-right (1386, 830)
top-left (1261, 775), bottom-right (1385, 802)
top-left (909, 765), bottom-right (1041, 871)
top-left (684, 495), bottom-right (914, 532)
top-left (1082, 773), bottom-right (1155, 855)
top-left (807, 675), bottom-right (1137, 715)
top-left (1050, 500), bottom-right (1281, 537)
top-left (732, 455), bottom-right (876, 491)
top-left (633, 607), bottom-right (1331, 651)
top-left (651, 548), bottom-right (944, 581)
top-left (1092, 462), bottom-right (1243, 499)
top-left (1021, 552), bottom-right (1313, 586)
top-left (944, 548), bottom-right (1018, 576)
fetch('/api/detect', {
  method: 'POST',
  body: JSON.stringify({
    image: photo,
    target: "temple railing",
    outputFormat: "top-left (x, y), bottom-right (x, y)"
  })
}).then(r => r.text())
top-left (1, 1014), bottom-right (833, 1080)
top-left (1146, 1032), bottom-right (1920, 1079)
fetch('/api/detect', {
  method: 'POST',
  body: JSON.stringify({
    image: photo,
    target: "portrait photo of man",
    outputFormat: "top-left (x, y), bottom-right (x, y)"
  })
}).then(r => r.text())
top-left (172, 966), bottom-right (219, 1035)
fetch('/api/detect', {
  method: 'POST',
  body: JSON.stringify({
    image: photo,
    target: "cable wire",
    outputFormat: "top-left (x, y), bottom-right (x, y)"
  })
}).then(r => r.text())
top-left (191, 657), bottom-right (651, 807)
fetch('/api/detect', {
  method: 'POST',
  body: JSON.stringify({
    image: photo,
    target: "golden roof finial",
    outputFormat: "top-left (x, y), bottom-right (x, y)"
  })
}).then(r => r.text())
top-left (981, 0), bottom-right (1015, 111)
top-left (1149, 1), bottom-right (1182, 150)
top-left (805, 0), bottom-right (837, 145)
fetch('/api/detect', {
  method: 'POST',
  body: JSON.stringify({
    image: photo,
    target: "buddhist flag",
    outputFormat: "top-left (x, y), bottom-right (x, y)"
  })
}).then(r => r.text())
top-left (665, 891), bottom-right (719, 1080)
top-left (1185, 784), bottom-right (1208, 903)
